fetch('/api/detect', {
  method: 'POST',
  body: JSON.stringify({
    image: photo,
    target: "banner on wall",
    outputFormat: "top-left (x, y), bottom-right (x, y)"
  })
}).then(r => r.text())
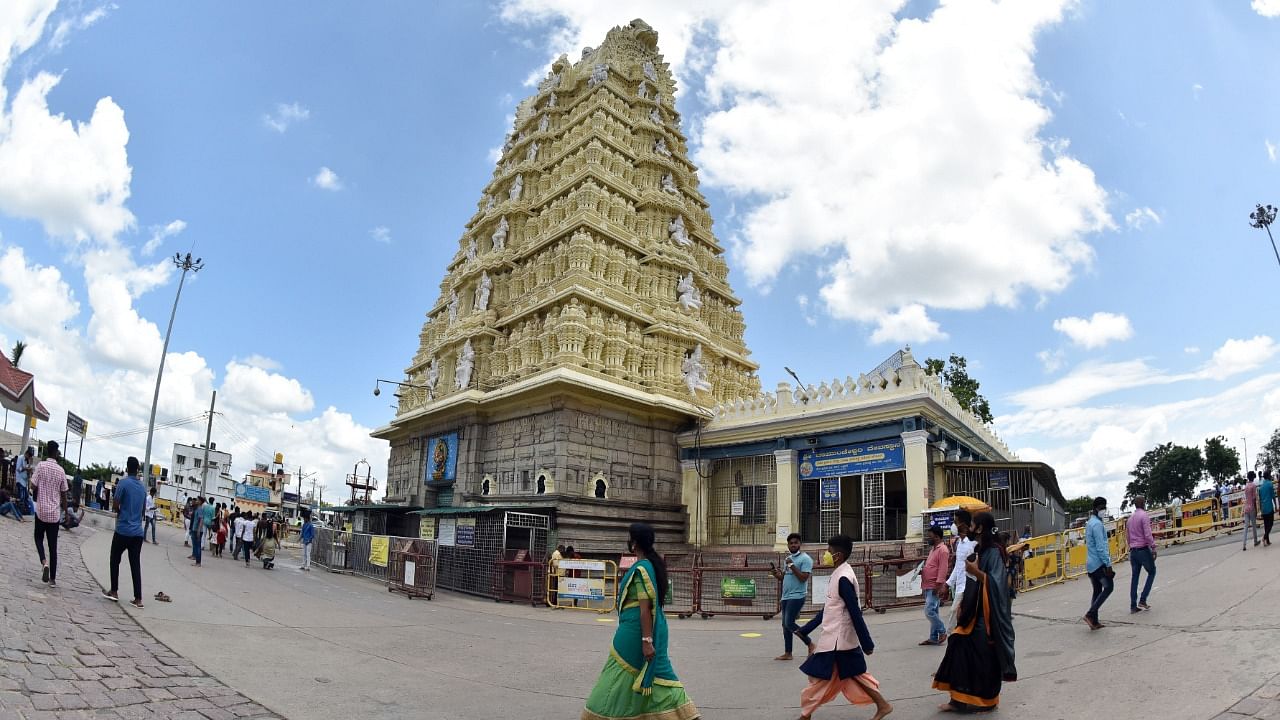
top-left (369, 536), bottom-right (389, 567)
top-left (798, 440), bottom-right (905, 480)
top-left (423, 432), bottom-right (459, 486)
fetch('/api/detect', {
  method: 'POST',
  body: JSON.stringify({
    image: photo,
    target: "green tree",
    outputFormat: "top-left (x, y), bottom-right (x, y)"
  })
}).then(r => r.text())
top-left (924, 354), bottom-right (994, 424)
top-left (10, 340), bottom-right (25, 367)
top-left (1128, 443), bottom-right (1203, 506)
top-left (1203, 435), bottom-right (1240, 485)
top-left (1259, 428), bottom-right (1280, 474)
top-left (1064, 495), bottom-right (1095, 516)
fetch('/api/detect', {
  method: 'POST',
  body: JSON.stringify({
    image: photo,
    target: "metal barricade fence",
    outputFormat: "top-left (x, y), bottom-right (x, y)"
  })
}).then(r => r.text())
top-left (800, 563), bottom-right (837, 616)
top-left (546, 559), bottom-right (618, 613)
top-left (861, 557), bottom-right (926, 613)
top-left (388, 538), bottom-right (438, 600)
top-left (1019, 532), bottom-right (1063, 591)
top-left (313, 527), bottom-right (348, 573)
top-left (1061, 528), bottom-right (1088, 579)
top-left (667, 568), bottom-right (697, 619)
top-left (697, 566), bottom-right (781, 619)
top-left (345, 532), bottom-right (388, 582)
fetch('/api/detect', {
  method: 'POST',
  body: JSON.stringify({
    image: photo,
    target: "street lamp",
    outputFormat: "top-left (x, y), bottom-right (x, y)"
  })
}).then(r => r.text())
top-left (373, 378), bottom-right (432, 400)
top-left (784, 366), bottom-right (809, 404)
top-left (1249, 203), bottom-right (1280, 268)
top-left (142, 253), bottom-right (204, 488)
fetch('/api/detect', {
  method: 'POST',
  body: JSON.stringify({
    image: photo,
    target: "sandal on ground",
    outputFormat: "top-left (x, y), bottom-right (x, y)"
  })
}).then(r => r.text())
top-left (154, 592), bottom-right (171, 602)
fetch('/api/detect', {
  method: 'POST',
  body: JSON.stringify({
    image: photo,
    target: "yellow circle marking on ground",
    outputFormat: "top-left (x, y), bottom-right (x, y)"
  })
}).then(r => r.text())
top-left (739, 632), bottom-right (763, 638)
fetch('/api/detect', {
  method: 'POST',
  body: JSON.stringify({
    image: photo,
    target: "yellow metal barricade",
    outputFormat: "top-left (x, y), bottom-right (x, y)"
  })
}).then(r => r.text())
top-left (1061, 528), bottom-right (1089, 579)
top-left (546, 559), bottom-right (618, 614)
top-left (1107, 518), bottom-right (1129, 563)
top-left (1018, 532), bottom-right (1063, 592)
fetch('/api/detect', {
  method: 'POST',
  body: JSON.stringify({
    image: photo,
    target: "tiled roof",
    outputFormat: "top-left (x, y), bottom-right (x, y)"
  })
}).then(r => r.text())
top-left (0, 354), bottom-right (48, 421)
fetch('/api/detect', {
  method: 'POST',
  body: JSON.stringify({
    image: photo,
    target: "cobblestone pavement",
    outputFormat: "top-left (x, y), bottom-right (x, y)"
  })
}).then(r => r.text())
top-left (1216, 680), bottom-right (1280, 720)
top-left (0, 517), bottom-right (282, 720)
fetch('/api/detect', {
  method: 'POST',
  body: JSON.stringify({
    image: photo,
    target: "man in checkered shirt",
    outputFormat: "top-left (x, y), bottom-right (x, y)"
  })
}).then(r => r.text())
top-left (30, 441), bottom-right (69, 587)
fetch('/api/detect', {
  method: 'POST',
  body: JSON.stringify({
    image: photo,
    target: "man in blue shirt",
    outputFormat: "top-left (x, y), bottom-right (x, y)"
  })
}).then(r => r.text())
top-left (1259, 471), bottom-right (1276, 547)
top-left (299, 509), bottom-right (316, 571)
top-left (1083, 496), bottom-right (1113, 630)
top-left (773, 532), bottom-right (813, 661)
top-left (104, 457), bottom-right (147, 608)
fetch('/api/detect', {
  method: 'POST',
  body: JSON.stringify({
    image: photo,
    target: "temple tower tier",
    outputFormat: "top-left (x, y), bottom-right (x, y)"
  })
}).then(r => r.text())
top-left (374, 19), bottom-right (759, 553)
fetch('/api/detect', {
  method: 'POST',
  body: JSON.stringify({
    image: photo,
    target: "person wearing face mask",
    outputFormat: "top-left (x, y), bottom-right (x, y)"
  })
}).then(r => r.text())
top-left (920, 526), bottom-right (950, 646)
top-left (581, 523), bottom-right (699, 720)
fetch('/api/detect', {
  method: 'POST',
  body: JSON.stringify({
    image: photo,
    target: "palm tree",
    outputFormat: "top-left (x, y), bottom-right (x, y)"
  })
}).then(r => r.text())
top-left (10, 340), bottom-right (25, 367)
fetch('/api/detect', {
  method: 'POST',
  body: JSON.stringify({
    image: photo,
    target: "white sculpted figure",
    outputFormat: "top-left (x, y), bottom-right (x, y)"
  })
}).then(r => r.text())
top-left (456, 339), bottom-right (475, 390)
top-left (649, 107), bottom-right (662, 125)
top-left (526, 142), bottom-right (539, 163)
top-left (669, 214), bottom-right (690, 245)
top-left (447, 291), bottom-right (459, 324)
top-left (490, 215), bottom-right (509, 251)
top-left (484, 194), bottom-right (496, 212)
top-left (677, 272), bottom-right (702, 312)
top-left (661, 173), bottom-right (678, 194)
top-left (654, 137), bottom-right (672, 157)
top-left (467, 237), bottom-right (478, 262)
top-left (474, 272), bottom-right (492, 312)
top-left (547, 93), bottom-right (557, 108)
top-left (426, 358), bottom-right (439, 396)
top-left (637, 81), bottom-right (648, 100)
top-left (509, 174), bottom-right (524, 201)
top-left (682, 344), bottom-right (712, 395)
top-left (643, 60), bottom-right (658, 82)
top-left (538, 114), bottom-right (549, 133)
top-left (588, 63), bottom-right (609, 88)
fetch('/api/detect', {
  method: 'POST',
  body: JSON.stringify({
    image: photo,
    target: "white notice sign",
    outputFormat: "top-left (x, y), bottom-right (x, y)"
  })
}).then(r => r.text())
top-left (404, 560), bottom-right (416, 587)
top-left (731, 501), bottom-right (744, 517)
top-left (811, 574), bottom-right (830, 604)
top-left (438, 518), bottom-right (457, 547)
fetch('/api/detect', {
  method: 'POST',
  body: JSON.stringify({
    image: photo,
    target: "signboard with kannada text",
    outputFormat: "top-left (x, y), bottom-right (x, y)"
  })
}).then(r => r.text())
top-left (821, 477), bottom-right (840, 502)
top-left (799, 440), bottom-right (905, 479)
top-left (369, 536), bottom-right (389, 567)
top-left (561, 559), bottom-right (608, 572)
top-left (988, 470), bottom-right (1010, 490)
top-left (235, 483), bottom-right (270, 503)
top-left (438, 518), bottom-right (456, 547)
top-left (419, 518), bottom-right (436, 540)
top-left (558, 577), bottom-right (606, 601)
top-left (455, 518), bottom-right (476, 547)
top-left (720, 577), bottom-right (757, 599)
top-left (66, 412), bottom-right (87, 437)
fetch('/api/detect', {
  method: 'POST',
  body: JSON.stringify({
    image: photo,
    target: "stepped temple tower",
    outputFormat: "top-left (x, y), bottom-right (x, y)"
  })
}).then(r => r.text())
top-left (374, 19), bottom-right (760, 550)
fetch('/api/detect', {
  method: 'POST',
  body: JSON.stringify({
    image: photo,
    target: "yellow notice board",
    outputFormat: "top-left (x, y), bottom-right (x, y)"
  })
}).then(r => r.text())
top-left (420, 518), bottom-right (436, 540)
top-left (369, 536), bottom-right (390, 567)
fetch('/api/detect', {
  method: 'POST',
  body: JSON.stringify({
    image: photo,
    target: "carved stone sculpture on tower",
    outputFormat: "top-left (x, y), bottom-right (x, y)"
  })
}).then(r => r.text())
top-left (677, 272), bottom-right (702, 312)
top-left (588, 63), bottom-right (609, 88)
top-left (547, 92), bottom-right (557, 108)
top-left (484, 194), bottom-right (496, 212)
top-left (650, 107), bottom-right (662, 125)
top-left (475, 272), bottom-right (492, 312)
top-left (682, 344), bottom-right (712, 395)
top-left (509, 174), bottom-right (524, 201)
top-left (467, 237), bottom-right (478, 262)
top-left (637, 81), bottom-right (648, 99)
top-left (539, 115), bottom-right (549, 133)
top-left (654, 137), bottom-right (672, 157)
top-left (669, 214), bottom-right (691, 245)
top-left (661, 173), bottom-right (678, 194)
top-left (643, 60), bottom-right (658, 82)
top-left (426, 357), bottom-right (439, 396)
top-left (456, 339), bottom-right (475, 390)
top-left (447, 291), bottom-right (459, 324)
top-left (526, 142), bottom-right (539, 163)
top-left (491, 216), bottom-right (509, 251)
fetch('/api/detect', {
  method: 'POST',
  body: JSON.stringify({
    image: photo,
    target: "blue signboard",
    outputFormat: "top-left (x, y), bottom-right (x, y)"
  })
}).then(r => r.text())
top-left (283, 492), bottom-right (299, 504)
top-left (988, 470), bottom-right (1010, 490)
top-left (235, 482), bottom-right (270, 503)
top-left (799, 440), bottom-right (905, 479)
top-left (424, 432), bottom-right (459, 486)
top-left (820, 478), bottom-right (840, 502)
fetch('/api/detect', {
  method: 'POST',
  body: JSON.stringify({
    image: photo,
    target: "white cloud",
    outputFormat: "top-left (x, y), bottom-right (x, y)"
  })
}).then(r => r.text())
top-left (0, 5), bottom-right (387, 501)
top-left (1267, 139), bottom-right (1277, 163)
top-left (1010, 335), bottom-right (1276, 410)
top-left (1184, 346), bottom-right (1200, 354)
top-left (796, 294), bottom-right (817, 326)
top-left (869, 304), bottom-right (947, 345)
top-left (1036, 348), bottom-right (1065, 373)
top-left (142, 219), bottom-right (186, 255)
top-left (1124, 206), bottom-right (1160, 230)
top-left (1253, 0), bottom-right (1280, 18)
top-left (49, 3), bottom-right (114, 50)
top-left (311, 166), bottom-right (342, 191)
top-left (262, 102), bottom-right (309, 133)
top-left (1191, 82), bottom-right (1203, 99)
top-left (234, 354), bottom-right (282, 372)
top-left (1202, 335), bottom-right (1277, 378)
top-left (370, 226), bottom-right (392, 244)
top-left (1052, 311), bottom-right (1134, 349)
top-left (500, 1), bottom-right (1112, 342)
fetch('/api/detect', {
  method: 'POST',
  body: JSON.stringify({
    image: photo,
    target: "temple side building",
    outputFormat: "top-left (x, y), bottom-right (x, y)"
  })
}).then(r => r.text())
top-left (374, 19), bottom-right (759, 552)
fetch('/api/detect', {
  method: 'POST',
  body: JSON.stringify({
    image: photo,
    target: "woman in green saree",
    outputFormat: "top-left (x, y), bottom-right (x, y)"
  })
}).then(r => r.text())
top-left (582, 523), bottom-right (699, 720)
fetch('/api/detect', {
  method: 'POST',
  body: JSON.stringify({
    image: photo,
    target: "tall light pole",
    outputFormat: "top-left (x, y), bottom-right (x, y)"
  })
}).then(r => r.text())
top-left (1249, 203), bottom-right (1280, 268)
top-left (142, 252), bottom-right (205, 488)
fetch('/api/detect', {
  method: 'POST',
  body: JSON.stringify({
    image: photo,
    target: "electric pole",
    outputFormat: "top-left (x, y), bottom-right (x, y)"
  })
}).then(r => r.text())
top-left (198, 391), bottom-right (216, 498)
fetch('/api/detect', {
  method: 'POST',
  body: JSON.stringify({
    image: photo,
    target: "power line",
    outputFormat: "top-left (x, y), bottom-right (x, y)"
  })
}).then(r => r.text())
top-left (88, 414), bottom-right (208, 442)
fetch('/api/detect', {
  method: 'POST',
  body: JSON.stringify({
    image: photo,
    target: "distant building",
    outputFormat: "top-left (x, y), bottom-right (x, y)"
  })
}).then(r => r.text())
top-left (237, 465), bottom-right (291, 515)
top-left (163, 442), bottom-right (234, 511)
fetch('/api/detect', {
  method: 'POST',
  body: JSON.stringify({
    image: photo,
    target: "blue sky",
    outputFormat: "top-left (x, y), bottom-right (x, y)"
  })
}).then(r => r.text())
top-left (0, 0), bottom-right (1276, 502)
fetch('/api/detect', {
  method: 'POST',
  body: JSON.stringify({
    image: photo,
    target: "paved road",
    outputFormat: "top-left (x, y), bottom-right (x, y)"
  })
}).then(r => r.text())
top-left (0, 515), bottom-right (280, 719)
top-left (6, 511), bottom-right (1279, 719)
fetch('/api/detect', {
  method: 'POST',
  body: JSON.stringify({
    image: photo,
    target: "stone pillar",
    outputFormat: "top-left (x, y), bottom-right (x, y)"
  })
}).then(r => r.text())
top-left (901, 430), bottom-right (932, 541)
top-left (773, 449), bottom-right (799, 550)
top-left (680, 459), bottom-right (708, 547)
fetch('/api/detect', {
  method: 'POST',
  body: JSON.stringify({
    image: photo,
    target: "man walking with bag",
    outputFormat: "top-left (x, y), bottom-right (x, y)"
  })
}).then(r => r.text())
top-left (103, 457), bottom-right (146, 608)
top-left (1126, 496), bottom-right (1157, 613)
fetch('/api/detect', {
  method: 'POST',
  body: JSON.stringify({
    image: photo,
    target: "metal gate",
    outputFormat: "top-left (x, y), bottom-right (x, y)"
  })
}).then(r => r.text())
top-left (820, 477), bottom-right (841, 541)
top-left (504, 512), bottom-right (551, 556)
top-left (862, 472), bottom-right (885, 541)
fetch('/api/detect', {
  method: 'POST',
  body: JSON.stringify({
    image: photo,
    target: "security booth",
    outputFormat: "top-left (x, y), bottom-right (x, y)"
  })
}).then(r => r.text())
top-left (413, 505), bottom-right (553, 600)
top-left (939, 462), bottom-right (1067, 537)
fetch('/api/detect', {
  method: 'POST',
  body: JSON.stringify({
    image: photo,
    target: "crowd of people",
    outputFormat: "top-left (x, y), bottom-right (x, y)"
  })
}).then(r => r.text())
top-left (176, 495), bottom-right (305, 570)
